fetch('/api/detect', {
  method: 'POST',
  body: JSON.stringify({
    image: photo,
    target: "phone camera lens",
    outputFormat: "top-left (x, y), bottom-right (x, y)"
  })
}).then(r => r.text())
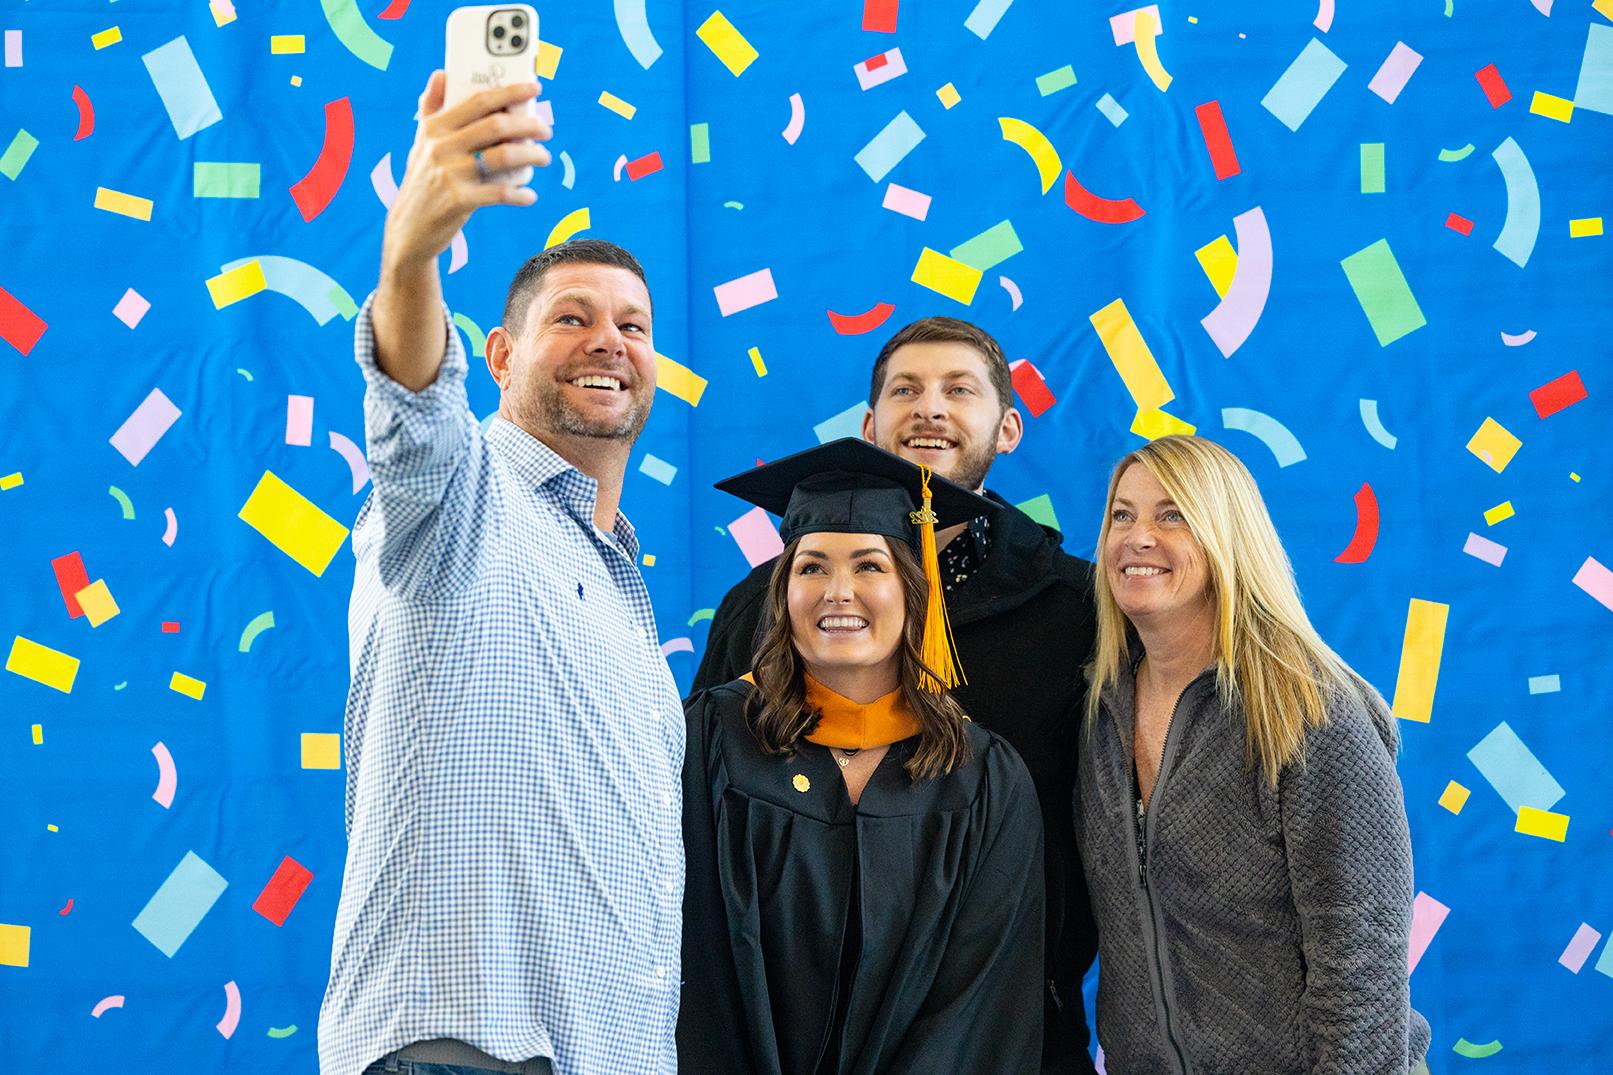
top-left (492, 25), bottom-right (506, 39)
top-left (510, 34), bottom-right (524, 48)
top-left (511, 13), bottom-right (525, 27)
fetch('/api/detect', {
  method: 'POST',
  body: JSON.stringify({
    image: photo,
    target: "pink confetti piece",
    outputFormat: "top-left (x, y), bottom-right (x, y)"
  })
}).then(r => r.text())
top-left (1407, 891), bottom-right (1450, 973)
top-left (109, 388), bottom-right (181, 466)
top-left (1368, 42), bottom-right (1423, 104)
top-left (854, 47), bottom-right (907, 90)
top-left (781, 92), bottom-right (805, 144)
top-left (660, 637), bottom-right (695, 657)
top-left (285, 395), bottom-right (313, 446)
top-left (727, 505), bottom-right (784, 567)
top-left (91, 995), bottom-right (125, 1018)
top-left (1109, 5), bottom-right (1161, 45)
top-left (216, 980), bottom-right (241, 1038)
top-left (113, 288), bottom-right (151, 329)
top-left (1572, 557), bottom-right (1613, 612)
top-left (881, 182), bottom-right (931, 220)
top-left (1560, 923), bottom-right (1602, 973)
top-left (713, 268), bottom-right (778, 316)
top-left (1200, 206), bottom-right (1272, 358)
top-left (1462, 532), bottom-right (1507, 566)
top-left (150, 742), bottom-right (177, 808)
top-left (4, 30), bottom-right (21, 68)
top-left (1313, 0), bottom-right (1334, 32)
top-left (162, 507), bottom-right (178, 547)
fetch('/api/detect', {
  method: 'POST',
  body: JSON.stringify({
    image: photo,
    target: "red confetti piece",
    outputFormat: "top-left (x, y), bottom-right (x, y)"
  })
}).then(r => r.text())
top-left (0, 283), bottom-right (48, 357)
top-left (862, 0), bottom-right (899, 32)
top-left (1333, 482), bottom-right (1380, 564)
top-left (71, 85), bottom-right (95, 141)
top-left (826, 301), bottom-right (896, 335)
top-left (1063, 171), bottom-right (1145, 224)
top-left (1445, 213), bottom-right (1474, 235)
top-left (1530, 370), bottom-right (1586, 419)
top-left (290, 98), bottom-right (355, 222)
top-left (865, 51), bottom-right (889, 72)
top-left (51, 552), bottom-right (90, 618)
top-left (1009, 359), bottom-right (1057, 418)
top-left (377, 0), bottom-right (411, 19)
top-left (625, 151), bottom-right (663, 181)
top-left (252, 856), bottom-right (314, 927)
top-left (1475, 64), bottom-right (1511, 108)
top-left (1194, 100), bottom-right (1241, 181)
top-left (161, 621), bottom-right (181, 633)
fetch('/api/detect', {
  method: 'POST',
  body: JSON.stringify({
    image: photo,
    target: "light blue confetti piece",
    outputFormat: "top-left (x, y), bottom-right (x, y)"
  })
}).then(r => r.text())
top-left (1528, 675), bottom-right (1561, 695)
top-left (1260, 38), bottom-right (1346, 133)
top-left (813, 401), bottom-right (868, 444)
top-left (1596, 938), bottom-right (1613, 979)
top-left (1467, 722), bottom-right (1566, 815)
top-left (949, 220), bottom-right (1023, 272)
top-left (1096, 93), bottom-right (1129, 127)
top-left (221, 256), bottom-right (350, 326)
top-left (132, 851), bottom-right (228, 958)
top-left (1036, 65), bottom-right (1077, 96)
top-left (1573, 23), bottom-right (1613, 117)
top-left (1491, 137), bottom-right (1540, 269)
top-left (964, 0), bottom-right (1015, 39)
top-left (141, 36), bottom-right (223, 140)
top-left (854, 111), bottom-right (925, 183)
top-left (614, 0), bottom-right (663, 70)
top-left (639, 453), bottom-right (678, 485)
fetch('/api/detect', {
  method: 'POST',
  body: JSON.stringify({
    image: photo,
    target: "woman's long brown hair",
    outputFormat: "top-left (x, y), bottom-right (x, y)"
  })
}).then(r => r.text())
top-left (746, 536), bottom-right (972, 782)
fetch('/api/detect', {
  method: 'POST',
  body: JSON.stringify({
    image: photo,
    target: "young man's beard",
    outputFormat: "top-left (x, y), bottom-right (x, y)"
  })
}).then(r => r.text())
top-left (507, 378), bottom-right (651, 442)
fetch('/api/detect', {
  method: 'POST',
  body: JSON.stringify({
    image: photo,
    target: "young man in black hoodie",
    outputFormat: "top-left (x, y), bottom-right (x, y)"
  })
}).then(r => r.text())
top-left (690, 317), bottom-right (1100, 1074)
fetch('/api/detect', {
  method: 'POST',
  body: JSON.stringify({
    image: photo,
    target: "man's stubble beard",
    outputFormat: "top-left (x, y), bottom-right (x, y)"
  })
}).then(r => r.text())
top-left (507, 377), bottom-right (652, 443)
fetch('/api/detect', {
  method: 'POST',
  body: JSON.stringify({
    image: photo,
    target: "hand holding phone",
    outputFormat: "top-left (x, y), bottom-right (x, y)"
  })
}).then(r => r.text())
top-left (444, 4), bottom-right (541, 185)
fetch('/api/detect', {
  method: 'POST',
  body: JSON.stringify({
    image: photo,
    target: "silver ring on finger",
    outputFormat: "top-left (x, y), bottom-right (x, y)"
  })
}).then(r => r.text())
top-left (473, 149), bottom-right (489, 180)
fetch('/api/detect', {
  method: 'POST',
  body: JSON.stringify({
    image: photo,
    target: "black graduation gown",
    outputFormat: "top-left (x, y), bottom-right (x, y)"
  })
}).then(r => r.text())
top-left (678, 681), bottom-right (1046, 1075)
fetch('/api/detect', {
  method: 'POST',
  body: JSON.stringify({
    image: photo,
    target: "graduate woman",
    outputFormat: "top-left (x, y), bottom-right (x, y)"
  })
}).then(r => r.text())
top-left (679, 439), bottom-right (1045, 1074)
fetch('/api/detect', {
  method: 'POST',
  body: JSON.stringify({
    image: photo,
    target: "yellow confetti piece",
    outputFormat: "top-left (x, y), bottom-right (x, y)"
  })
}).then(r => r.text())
top-left (1134, 9), bottom-right (1173, 91)
top-left (1438, 780), bottom-right (1470, 814)
top-left (912, 247), bottom-right (983, 305)
top-left (535, 40), bottom-right (563, 79)
top-left (696, 11), bottom-right (758, 77)
top-left (598, 90), bottom-right (637, 119)
top-left (937, 82), bottom-right (961, 109)
top-left (1516, 805), bottom-right (1569, 841)
top-left (31, 724), bottom-right (42, 745)
top-left (545, 207), bottom-right (591, 250)
top-left (1391, 598), bottom-right (1448, 723)
top-left (643, 554), bottom-right (657, 567)
top-left (301, 732), bottom-right (341, 770)
top-left (1089, 298), bottom-right (1175, 411)
top-left (0, 472), bottom-right (22, 491)
top-left (747, 346), bottom-right (766, 377)
top-left (290, 75), bottom-right (302, 87)
top-left (1467, 417), bottom-right (1521, 473)
top-left (1484, 501), bottom-right (1514, 525)
top-left (46, 824), bottom-right (58, 833)
top-left (0, 924), bottom-right (30, 968)
top-left (1597, 0), bottom-right (1613, 20)
top-left (270, 35), bottom-right (305, 54)
top-left (239, 470), bottom-right (351, 576)
top-left (6, 636), bottom-right (79, 695)
top-left (75, 580), bottom-right (120, 628)
top-left (210, 1), bottom-right (236, 27)
top-left (169, 671), bottom-right (207, 700)
top-left (1570, 217), bottom-right (1604, 238)
top-left (1131, 408), bottom-right (1196, 439)
top-left (91, 26), bottom-right (123, 50)
top-left (1529, 91), bottom-right (1573, 123)
top-left (1194, 234), bottom-right (1238, 299)
top-left (655, 353), bottom-right (708, 406)
top-left (94, 186), bottom-right (154, 221)
top-left (1571, 472), bottom-right (1582, 482)
top-left (206, 260), bottom-right (268, 309)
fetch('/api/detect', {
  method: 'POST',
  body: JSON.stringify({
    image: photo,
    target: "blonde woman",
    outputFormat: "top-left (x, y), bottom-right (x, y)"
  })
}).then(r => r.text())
top-left (1074, 436), bottom-right (1431, 1074)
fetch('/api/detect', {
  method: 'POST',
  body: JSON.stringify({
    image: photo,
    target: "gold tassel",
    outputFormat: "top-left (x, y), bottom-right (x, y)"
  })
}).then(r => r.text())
top-left (910, 466), bottom-right (964, 693)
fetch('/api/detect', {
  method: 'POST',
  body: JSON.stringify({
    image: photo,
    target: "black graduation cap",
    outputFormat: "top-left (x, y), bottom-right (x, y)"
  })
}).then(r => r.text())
top-left (715, 438), bottom-right (998, 692)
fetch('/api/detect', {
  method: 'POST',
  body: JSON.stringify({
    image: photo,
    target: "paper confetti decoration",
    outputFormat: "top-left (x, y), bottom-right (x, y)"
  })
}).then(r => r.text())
top-left (1573, 557), bottom-right (1613, 613)
top-left (1466, 418), bottom-right (1522, 473)
top-left (1515, 806), bottom-right (1569, 842)
top-left (1530, 371), bottom-right (1586, 418)
top-left (1340, 239), bottom-right (1425, 346)
top-left (169, 672), bottom-right (207, 701)
top-left (655, 353), bottom-right (708, 406)
top-left (141, 37), bottom-right (223, 140)
top-left (252, 856), bottom-right (314, 926)
top-left (727, 506), bottom-right (784, 567)
top-left (1438, 781), bottom-right (1470, 814)
top-left (1468, 722), bottom-right (1566, 813)
top-left (1090, 298), bottom-right (1174, 410)
top-left (1407, 891), bottom-right (1449, 973)
top-left (110, 388), bottom-right (182, 466)
top-left (300, 733), bottom-right (340, 770)
top-left (1560, 925), bottom-right (1602, 973)
top-left (882, 183), bottom-right (931, 220)
top-left (132, 851), bottom-right (228, 957)
top-left (713, 268), bottom-right (778, 316)
top-left (237, 470), bottom-right (351, 577)
top-left (1262, 38), bottom-right (1346, 132)
top-left (0, 924), bottom-right (30, 967)
top-left (1367, 42), bottom-right (1422, 103)
top-left (855, 111), bottom-right (925, 183)
top-left (1528, 674), bottom-right (1561, 694)
top-left (696, 12), bottom-right (757, 77)
top-left (911, 248), bottom-right (982, 305)
top-left (1391, 599), bottom-right (1447, 723)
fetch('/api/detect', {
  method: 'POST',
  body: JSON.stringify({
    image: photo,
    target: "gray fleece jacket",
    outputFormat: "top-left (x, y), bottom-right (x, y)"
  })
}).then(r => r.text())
top-left (1074, 657), bottom-right (1432, 1074)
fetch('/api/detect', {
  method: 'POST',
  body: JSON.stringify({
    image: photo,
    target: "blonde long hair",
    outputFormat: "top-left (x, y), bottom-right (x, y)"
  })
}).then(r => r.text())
top-left (1086, 436), bottom-right (1371, 785)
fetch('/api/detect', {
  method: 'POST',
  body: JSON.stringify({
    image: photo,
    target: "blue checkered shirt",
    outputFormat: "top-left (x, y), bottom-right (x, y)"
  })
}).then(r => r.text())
top-left (318, 296), bottom-right (685, 1075)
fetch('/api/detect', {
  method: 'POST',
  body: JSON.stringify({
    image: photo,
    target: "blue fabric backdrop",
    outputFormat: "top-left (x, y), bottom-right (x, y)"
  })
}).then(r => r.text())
top-left (2, 0), bottom-right (1609, 1070)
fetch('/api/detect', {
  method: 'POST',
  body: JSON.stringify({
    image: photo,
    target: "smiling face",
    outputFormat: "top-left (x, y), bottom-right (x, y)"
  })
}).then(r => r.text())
top-left (1105, 462), bottom-right (1214, 631)
top-left (786, 532), bottom-right (907, 683)
top-left (863, 341), bottom-right (1021, 491)
top-left (491, 262), bottom-right (656, 442)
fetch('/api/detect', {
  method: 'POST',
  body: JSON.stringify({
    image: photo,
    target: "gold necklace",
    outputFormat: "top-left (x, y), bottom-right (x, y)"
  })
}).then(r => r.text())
top-left (833, 747), bottom-right (861, 768)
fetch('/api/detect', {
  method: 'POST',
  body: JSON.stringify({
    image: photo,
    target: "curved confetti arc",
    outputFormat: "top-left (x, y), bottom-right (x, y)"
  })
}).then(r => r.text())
top-left (559, 150), bottom-right (576, 189)
top-left (1359, 399), bottom-right (1398, 449)
top-left (448, 230), bottom-right (468, 274)
top-left (1500, 329), bottom-right (1536, 346)
top-left (235, 368), bottom-right (254, 381)
top-left (151, 742), bottom-right (177, 808)
top-left (1313, 0), bottom-right (1334, 31)
top-left (71, 85), bottom-right (95, 141)
top-left (319, 0), bottom-right (393, 70)
top-left (368, 152), bottom-right (398, 208)
top-left (1000, 275), bottom-right (1024, 311)
top-left (1200, 206), bottom-right (1272, 358)
top-left (108, 485), bottom-right (136, 520)
top-left (997, 117), bottom-right (1061, 194)
top-left (612, 154), bottom-right (628, 181)
top-left (329, 431), bottom-right (371, 493)
top-left (267, 1024), bottom-right (299, 1038)
top-left (545, 207), bottom-right (591, 250)
top-left (161, 507), bottom-right (178, 547)
top-left (452, 313), bottom-right (487, 358)
top-left (91, 995), bottom-right (126, 1018)
top-left (1221, 407), bottom-right (1307, 467)
top-left (1528, 0), bottom-right (1551, 12)
top-left (238, 611), bottom-right (276, 653)
top-left (1063, 170), bottom-right (1145, 223)
top-left (377, 0), bottom-right (410, 19)
top-left (1490, 137), bottom-right (1539, 268)
top-left (782, 93), bottom-right (806, 144)
top-left (614, 0), bottom-right (662, 68)
top-left (1333, 482), bottom-right (1380, 563)
top-left (661, 637), bottom-right (695, 657)
top-left (827, 302), bottom-right (896, 335)
top-left (723, 201), bottom-right (745, 210)
top-left (216, 981), bottom-right (242, 1039)
top-left (1438, 143), bottom-right (1474, 162)
top-left (688, 608), bottom-right (716, 625)
top-left (291, 98), bottom-right (356, 222)
top-left (59, 898), bottom-right (74, 915)
top-left (221, 256), bottom-right (355, 326)
top-left (1133, 9), bottom-right (1173, 90)
top-left (1453, 1039), bottom-right (1503, 1059)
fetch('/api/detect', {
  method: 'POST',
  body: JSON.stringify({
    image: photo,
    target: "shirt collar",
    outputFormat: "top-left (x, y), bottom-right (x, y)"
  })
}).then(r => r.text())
top-left (485, 418), bottom-right (641, 556)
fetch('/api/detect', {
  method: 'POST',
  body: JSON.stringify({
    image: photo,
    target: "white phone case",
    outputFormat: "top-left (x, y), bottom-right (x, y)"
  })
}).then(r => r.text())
top-left (444, 4), bottom-right (539, 185)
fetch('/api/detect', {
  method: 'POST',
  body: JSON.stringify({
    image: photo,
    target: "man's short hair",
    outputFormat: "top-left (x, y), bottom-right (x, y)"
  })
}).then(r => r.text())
top-left (868, 317), bottom-right (1014, 413)
top-left (501, 238), bottom-right (650, 336)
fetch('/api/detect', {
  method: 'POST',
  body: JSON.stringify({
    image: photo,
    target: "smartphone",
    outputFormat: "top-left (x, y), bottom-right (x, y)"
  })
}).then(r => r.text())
top-left (444, 4), bottom-right (539, 185)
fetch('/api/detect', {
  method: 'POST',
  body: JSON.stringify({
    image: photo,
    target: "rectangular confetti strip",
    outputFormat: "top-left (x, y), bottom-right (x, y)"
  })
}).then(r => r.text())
top-left (0, 128), bottom-right (38, 180)
top-left (132, 851), bottom-right (228, 958)
top-left (1516, 806), bottom-right (1569, 842)
top-left (638, 454), bottom-right (678, 485)
top-left (301, 732), bottom-right (341, 769)
top-left (1531, 370), bottom-right (1586, 417)
top-left (51, 552), bottom-right (90, 617)
top-left (1573, 557), bottom-right (1613, 613)
top-left (1367, 41), bottom-right (1422, 103)
top-left (238, 470), bottom-right (351, 577)
top-left (1194, 100), bottom-right (1238, 179)
top-left (252, 856), bottom-right (314, 926)
top-left (1009, 359), bottom-right (1056, 418)
top-left (285, 395), bottom-right (313, 446)
top-left (949, 220), bottom-right (1022, 271)
top-left (1462, 532), bottom-right (1507, 567)
top-left (863, 0), bottom-right (899, 32)
top-left (1097, 92), bottom-right (1129, 126)
top-left (1391, 598), bottom-right (1447, 723)
top-left (747, 346), bottom-right (766, 376)
top-left (0, 283), bottom-right (47, 356)
top-left (169, 672), bottom-right (206, 700)
top-left (713, 268), bottom-right (778, 316)
top-left (689, 123), bottom-right (711, 164)
top-left (1089, 298), bottom-right (1174, 411)
top-left (1131, 409), bottom-right (1196, 439)
top-left (94, 187), bottom-right (155, 221)
top-left (1445, 213), bottom-right (1474, 235)
top-left (6, 636), bottom-right (79, 694)
top-left (1528, 674), bottom-right (1561, 695)
top-left (1466, 417), bottom-right (1521, 473)
top-left (1560, 924), bottom-right (1602, 973)
top-left (813, 400), bottom-right (868, 444)
top-left (696, 11), bottom-right (758, 76)
top-left (110, 387), bottom-right (182, 466)
top-left (1475, 64), bottom-right (1512, 108)
top-left (142, 36), bottom-right (223, 139)
top-left (1597, 940), bottom-right (1613, 980)
top-left (855, 48), bottom-right (907, 91)
top-left (854, 110), bottom-right (924, 182)
top-left (1575, 23), bottom-right (1613, 116)
top-left (1484, 501), bottom-right (1514, 525)
top-left (728, 506), bottom-right (785, 567)
top-left (881, 183), bottom-right (931, 220)
top-left (193, 162), bottom-right (260, 198)
top-left (76, 580), bottom-right (119, 627)
top-left (1359, 143), bottom-right (1385, 194)
top-left (1468, 721), bottom-right (1565, 813)
top-left (654, 353), bottom-right (707, 406)
top-left (3, 30), bottom-right (20, 68)
top-left (1407, 892), bottom-right (1449, 974)
top-left (1035, 64), bottom-right (1077, 96)
top-left (625, 151), bottom-right (662, 180)
top-left (0, 473), bottom-right (22, 491)
top-left (535, 40), bottom-right (563, 79)
top-left (912, 248), bottom-right (982, 305)
top-left (1340, 238), bottom-right (1426, 347)
top-left (598, 91), bottom-right (636, 119)
top-left (0, 924), bottom-right (29, 967)
top-left (91, 26), bottom-right (123, 49)
top-left (1261, 37), bottom-right (1347, 132)
top-left (964, 0), bottom-right (1014, 39)
top-left (206, 260), bottom-right (268, 308)
top-left (1529, 91), bottom-right (1574, 123)
top-left (269, 35), bottom-right (304, 54)
top-left (113, 288), bottom-right (151, 328)
top-left (1570, 217), bottom-right (1604, 237)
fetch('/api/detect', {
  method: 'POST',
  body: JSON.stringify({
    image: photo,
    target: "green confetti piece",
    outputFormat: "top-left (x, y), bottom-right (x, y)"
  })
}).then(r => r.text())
top-left (690, 122), bottom-right (711, 164)
top-left (1035, 64), bottom-right (1077, 96)
top-left (1360, 143), bottom-right (1385, 194)
top-left (0, 129), bottom-right (39, 181)
top-left (318, 0), bottom-right (391, 70)
top-left (1340, 238), bottom-right (1426, 347)
top-left (192, 161), bottom-right (261, 198)
top-left (326, 284), bottom-right (358, 321)
top-left (238, 611), bottom-right (276, 653)
top-left (688, 608), bottom-right (716, 625)
top-left (108, 485), bottom-right (136, 520)
top-left (451, 312), bottom-right (486, 358)
top-left (1453, 1038), bottom-right (1502, 1058)
top-left (1015, 493), bottom-right (1060, 532)
top-left (266, 1024), bottom-right (298, 1038)
top-left (1438, 143), bottom-right (1475, 162)
top-left (950, 220), bottom-right (1023, 272)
